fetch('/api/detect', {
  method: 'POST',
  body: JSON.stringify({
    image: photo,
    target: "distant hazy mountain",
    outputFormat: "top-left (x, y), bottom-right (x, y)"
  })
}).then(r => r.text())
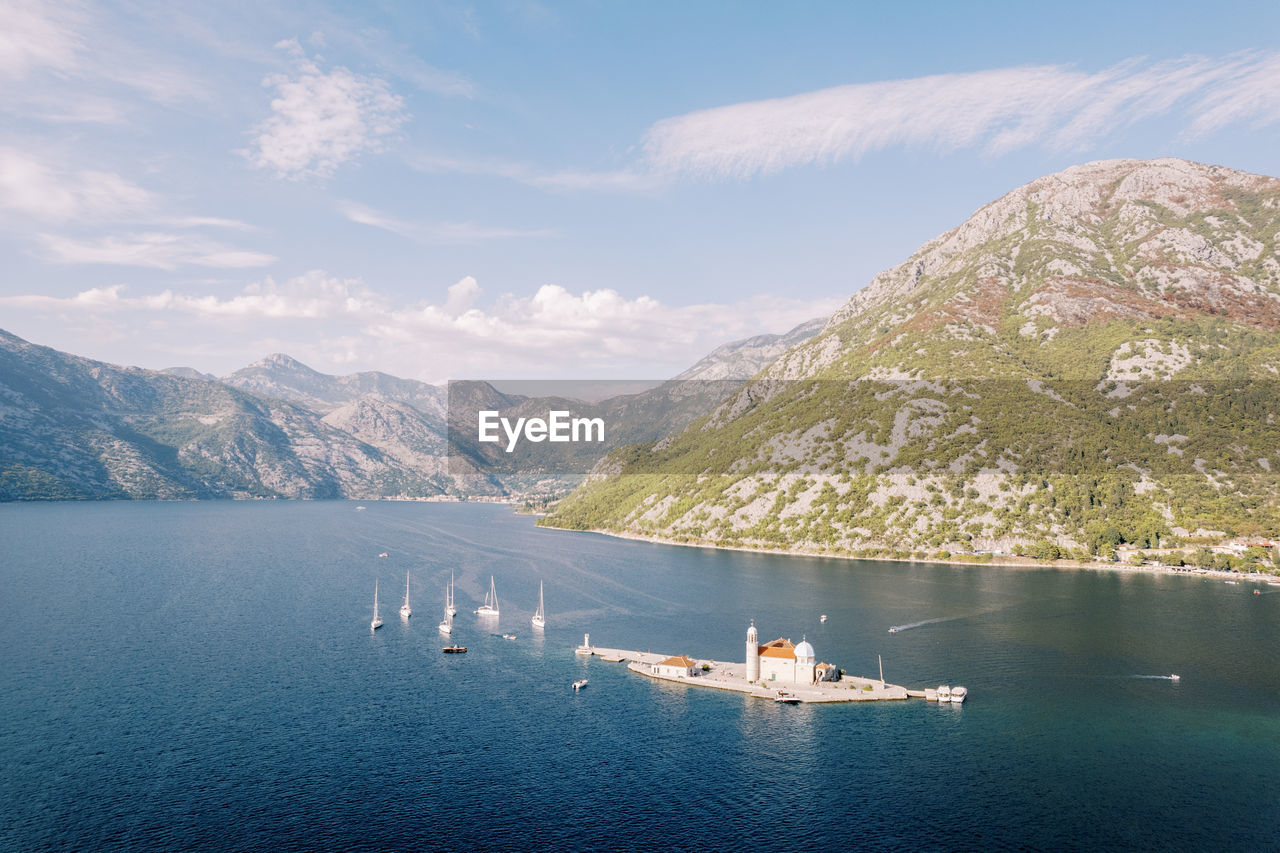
top-left (674, 318), bottom-right (824, 380)
top-left (0, 329), bottom-right (458, 500)
top-left (222, 353), bottom-right (445, 416)
top-left (546, 159), bottom-right (1280, 558)
top-left (162, 366), bottom-right (217, 381)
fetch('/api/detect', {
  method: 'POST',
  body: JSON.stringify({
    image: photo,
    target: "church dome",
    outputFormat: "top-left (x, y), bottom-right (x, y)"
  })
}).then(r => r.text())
top-left (795, 638), bottom-right (815, 662)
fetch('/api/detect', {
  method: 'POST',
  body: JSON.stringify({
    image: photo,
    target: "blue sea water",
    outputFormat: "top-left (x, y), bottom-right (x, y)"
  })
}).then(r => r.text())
top-left (2, 501), bottom-right (1278, 851)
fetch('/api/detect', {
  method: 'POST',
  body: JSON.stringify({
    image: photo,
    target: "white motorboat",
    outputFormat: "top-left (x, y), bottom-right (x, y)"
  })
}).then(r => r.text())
top-left (572, 679), bottom-right (588, 691)
top-left (475, 575), bottom-right (499, 617)
top-left (820, 614), bottom-right (827, 623)
top-left (399, 570), bottom-right (411, 620)
top-left (1170, 674), bottom-right (1181, 681)
top-left (950, 685), bottom-right (968, 703)
top-left (531, 580), bottom-right (546, 630)
top-left (774, 691), bottom-right (802, 704)
top-left (370, 579), bottom-right (383, 631)
top-left (937, 685), bottom-right (952, 702)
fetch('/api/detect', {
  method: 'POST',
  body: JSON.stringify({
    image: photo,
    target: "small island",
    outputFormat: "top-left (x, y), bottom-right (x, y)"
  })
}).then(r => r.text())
top-left (578, 621), bottom-right (962, 704)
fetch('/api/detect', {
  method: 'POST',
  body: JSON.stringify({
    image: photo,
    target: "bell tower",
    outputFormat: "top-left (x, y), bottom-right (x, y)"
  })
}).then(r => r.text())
top-left (746, 620), bottom-right (759, 682)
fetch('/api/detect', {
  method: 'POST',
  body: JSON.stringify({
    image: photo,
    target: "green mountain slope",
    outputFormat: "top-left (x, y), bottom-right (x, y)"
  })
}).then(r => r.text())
top-left (544, 159), bottom-right (1280, 562)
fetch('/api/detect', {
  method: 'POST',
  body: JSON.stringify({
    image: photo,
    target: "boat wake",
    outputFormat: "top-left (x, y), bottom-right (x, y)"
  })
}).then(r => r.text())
top-left (887, 615), bottom-right (966, 633)
top-left (1130, 675), bottom-right (1181, 681)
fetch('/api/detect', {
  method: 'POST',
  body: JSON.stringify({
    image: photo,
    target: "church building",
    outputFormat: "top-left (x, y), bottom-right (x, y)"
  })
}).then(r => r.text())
top-left (745, 620), bottom-right (839, 685)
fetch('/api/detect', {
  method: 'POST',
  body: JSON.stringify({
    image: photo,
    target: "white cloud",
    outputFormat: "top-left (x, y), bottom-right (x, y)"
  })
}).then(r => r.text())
top-left (0, 0), bottom-right (206, 113)
top-left (0, 0), bottom-right (82, 79)
top-left (244, 41), bottom-right (408, 180)
top-left (0, 147), bottom-right (154, 222)
top-left (639, 52), bottom-right (1280, 180)
top-left (38, 232), bottom-right (276, 270)
top-left (0, 149), bottom-right (266, 266)
top-left (0, 272), bottom-right (841, 380)
top-left (406, 150), bottom-right (662, 193)
top-left (340, 201), bottom-right (554, 243)
top-left (1186, 51), bottom-right (1280, 135)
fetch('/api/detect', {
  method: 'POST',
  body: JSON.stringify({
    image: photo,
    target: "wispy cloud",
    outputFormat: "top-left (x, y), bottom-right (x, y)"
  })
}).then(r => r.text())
top-left (0, 0), bottom-right (207, 111)
top-left (413, 50), bottom-right (1280, 192)
top-left (242, 40), bottom-right (408, 180)
top-left (0, 0), bottom-right (83, 80)
top-left (37, 232), bottom-right (276, 270)
top-left (0, 148), bottom-right (267, 268)
top-left (340, 201), bottom-right (553, 243)
top-left (640, 52), bottom-right (1280, 180)
top-left (0, 272), bottom-right (840, 380)
top-left (406, 150), bottom-right (662, 193)
top-left (0, 147), bottom-right (155, 222)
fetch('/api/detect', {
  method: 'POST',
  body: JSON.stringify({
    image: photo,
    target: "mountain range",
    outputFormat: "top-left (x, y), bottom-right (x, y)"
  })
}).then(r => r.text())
top-left (544, 158), bottom-right (1280, 558)
top-left (0, 314), bottom-right (806, 501)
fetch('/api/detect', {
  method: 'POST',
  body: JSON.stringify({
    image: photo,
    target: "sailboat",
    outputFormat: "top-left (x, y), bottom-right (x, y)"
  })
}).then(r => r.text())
top-left (438, 585), bottom-right (453, 635)
top-left (400, 570), bottom-right (412, 620)
top-left (531, 580), bottom-right (546, 629)
top-left (447, 571), bottom-right (457, 617)
top-left (370, 579), bottom-right (383, 631)
top-left (475, 575), bottom-right (499, 617)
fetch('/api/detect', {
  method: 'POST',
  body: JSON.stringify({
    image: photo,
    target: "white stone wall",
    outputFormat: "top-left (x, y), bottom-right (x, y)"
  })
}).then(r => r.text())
top-left (759, 657), bottom-right (796, 683)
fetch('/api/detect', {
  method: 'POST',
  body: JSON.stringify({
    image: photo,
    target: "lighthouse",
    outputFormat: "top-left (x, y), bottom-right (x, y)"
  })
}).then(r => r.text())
top-left (746, 620), bottom-right (759, 682)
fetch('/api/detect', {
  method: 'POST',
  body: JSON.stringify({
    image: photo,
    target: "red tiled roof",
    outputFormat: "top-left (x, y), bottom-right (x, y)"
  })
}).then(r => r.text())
top-left (758, 638), bottom-right (796, 659)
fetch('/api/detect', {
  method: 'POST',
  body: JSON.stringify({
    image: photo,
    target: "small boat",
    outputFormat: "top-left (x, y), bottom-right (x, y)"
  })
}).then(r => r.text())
top-left (400, 570), bottom-right (412, 619)
top-left (774, 691), bottom-right (802, 704)
top-left (370, 579), bottom-right (383, 631)
top-left (888, 626), bottom-right (900, 633)
top-left (475, 575), bottom-right (499, 617)
top-left (572, 679), bottom-right (588, 690)
top-left (820, 614), bottom-right (827, 623)
top-left (442, 645), bottom-right (467, 653)
top-left (937, 685), bottom-right (952, 703)
top-left (574, 633), bottom-right (593, 656)
top-left (1170, 674), bottom-right (1181, 681)
top-left (531, 580), bottom-right (546, 630)
top-left (950, 685), bottom-right (968, 703)
top-left (446, 571), bottom-right (457, 617)
top-left (378, 552), bottom-right (388, 558)
top-left (1225, 581), bottom-right (1238, 585)
top-left (356, 506), bottom-right (366, 511)
top-left (502, 633), bottom-right (517, 640)
top-left (1256, 589), bottom-right (1262, 595)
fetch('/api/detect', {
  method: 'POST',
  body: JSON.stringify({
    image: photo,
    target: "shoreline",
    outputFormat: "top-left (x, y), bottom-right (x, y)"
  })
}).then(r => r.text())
top-left (539, 522), bottom-right (1280, 584)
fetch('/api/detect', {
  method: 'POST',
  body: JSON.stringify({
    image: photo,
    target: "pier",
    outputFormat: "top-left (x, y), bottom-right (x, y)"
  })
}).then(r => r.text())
top-left (579, 645), bottom-right (913, 704)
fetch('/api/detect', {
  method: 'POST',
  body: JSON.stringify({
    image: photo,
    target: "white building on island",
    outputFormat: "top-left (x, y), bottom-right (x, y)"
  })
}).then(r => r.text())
top-left (651, 654), bottom-right (699, 678)
top-left (745, 621), bottom-right (839, 685)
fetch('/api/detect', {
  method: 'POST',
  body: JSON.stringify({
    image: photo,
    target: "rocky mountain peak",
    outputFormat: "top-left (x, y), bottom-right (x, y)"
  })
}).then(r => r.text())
top-left (772, 157), bottom-right (1280, 381)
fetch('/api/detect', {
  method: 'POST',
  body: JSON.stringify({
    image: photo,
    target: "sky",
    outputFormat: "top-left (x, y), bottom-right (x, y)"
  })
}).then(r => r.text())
top-left (1, 0), bottom-right (1279, 382)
